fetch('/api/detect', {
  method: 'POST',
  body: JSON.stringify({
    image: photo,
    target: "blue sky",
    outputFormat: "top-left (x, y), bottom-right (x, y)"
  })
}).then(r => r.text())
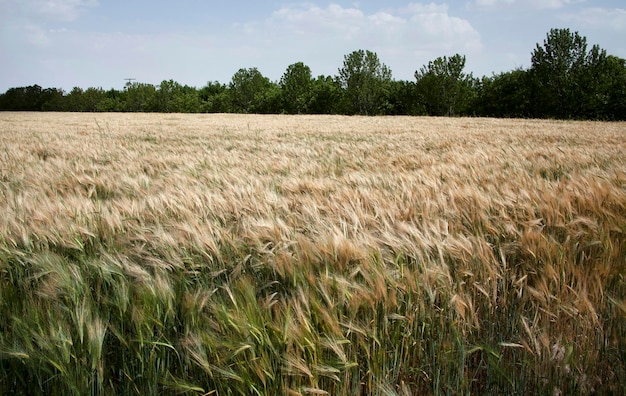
top-left (1, 0), bottom-right (625, 91)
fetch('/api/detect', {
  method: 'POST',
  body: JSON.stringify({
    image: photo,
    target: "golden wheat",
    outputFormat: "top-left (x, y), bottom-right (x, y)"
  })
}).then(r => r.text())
top-left (0, 112), bottom-right (624, 394)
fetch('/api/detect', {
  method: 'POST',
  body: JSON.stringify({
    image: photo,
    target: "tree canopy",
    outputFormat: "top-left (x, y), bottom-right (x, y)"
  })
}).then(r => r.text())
top-left (415, 54), bottom-right (476, 116)
top-left (1, 28), bottom-right (624, 120)
top-left (280, 62), bottom-right (314, 114)
top-left (532, 28), bottom-right (594, 118)
top-left (337, 50), bottom-right (392, 115)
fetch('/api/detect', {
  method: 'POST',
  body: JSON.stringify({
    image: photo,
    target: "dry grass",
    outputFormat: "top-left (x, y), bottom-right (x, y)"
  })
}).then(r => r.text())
top-left (0, 112), bottom-right (625, 394)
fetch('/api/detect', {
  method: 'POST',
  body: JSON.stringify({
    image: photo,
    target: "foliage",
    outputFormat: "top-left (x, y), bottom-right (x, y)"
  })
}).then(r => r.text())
top-left (605, 56), bottom-right (626, 119)
top-left (1, 28), bottom-right (625, 119)
top-left (151, 80), bottom-right (200, 113)
top-left (199, 81), bottom-right (230, 113)
top-left (528, 28), bottom-right (626, 120)
top-left (0, 85), bottom-right (62, 111)
top-left (122, 82), bottom-right (157, 112)
top-left (64, 87), bottom-right (106, 112)
top-left (530, 28), bottom-right (591, 118)
top-left (39, 87), bottom-right (66, 111)
top-left (280, 62), bottom-right (314, 114)
top-left (415, 54), bottom-right (477, 116)
top-left (308, 75), bottom-right (343, 114)
top-left (476, 69), bottom-right (532, 118)
top-left (228, 68), bottom-right (273, 114)
top-left (580, 54), bottom-right (626, 120)
top-left (384, 80), bottom-right (425, 116)
top-left (337, 50), bottom-right (392, 115)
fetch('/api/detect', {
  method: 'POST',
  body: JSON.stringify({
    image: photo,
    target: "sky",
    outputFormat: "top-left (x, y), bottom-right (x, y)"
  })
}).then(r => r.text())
top-left (1, 0), bottom-right (625, 92)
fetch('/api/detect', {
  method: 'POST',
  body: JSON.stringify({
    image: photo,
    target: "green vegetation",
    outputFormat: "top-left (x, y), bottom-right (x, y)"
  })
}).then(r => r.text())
top-left (1, 28), bottom-right (625, 120)
top-left (337, 49), bottom-right (392, 115)
top-left (0, 113), bottom-right (625, 394)
top-left (414, 54), bottom-right (476, 117)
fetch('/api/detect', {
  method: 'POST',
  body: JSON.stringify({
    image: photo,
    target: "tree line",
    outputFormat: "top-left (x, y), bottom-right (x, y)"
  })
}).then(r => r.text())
top-left (2, 28), bottom-right (625, 120)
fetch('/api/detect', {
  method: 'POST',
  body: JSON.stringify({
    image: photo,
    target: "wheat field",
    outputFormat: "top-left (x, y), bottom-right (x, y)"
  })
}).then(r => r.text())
top-left (0, 112), bottom-right (625, 395)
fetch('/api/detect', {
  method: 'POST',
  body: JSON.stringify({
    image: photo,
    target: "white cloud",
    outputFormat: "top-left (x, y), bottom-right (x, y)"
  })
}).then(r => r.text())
top-left (1, 24), bottom-right (220, 89)
top-left (22, 24), bottom-right (53, 46)
top-left (529, 0), bottom-right (573, 9)
top-left (1, 0), bottom-right (97, 23)
top-left (34, 0), bottom-right (98, 21)
top-left (402, 3), bottom-right (481, 52)
top-left (0, 0), bottom-right (98, 58)
top-left (0, 2), bottom-right (485, 89)
top-left (472, 0), bottom-right (584, 9)
top-left (264, 4), bottom-right (366, 40)
top-left (560, 7), bottom-right (626, 31)
top-left (473, 0), bottom-right (514, 6)
top-left (234, 2), bottom-right (482, 80)
top-left (259, 2), bottom-right (482, 49)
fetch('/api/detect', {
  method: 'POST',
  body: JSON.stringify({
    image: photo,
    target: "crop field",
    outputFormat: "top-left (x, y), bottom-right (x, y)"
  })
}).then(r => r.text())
top-left (0, 112), bottom-right (625, 395)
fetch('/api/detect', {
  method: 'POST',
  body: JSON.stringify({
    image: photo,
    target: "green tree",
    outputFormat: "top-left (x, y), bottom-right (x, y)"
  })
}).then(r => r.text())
top-left (280, 62), bottom-right (313, 114)
top-left (476, 69), bottom-right (531, 118)
top-left (529, 28), bottom-right (626, 120)
top-left (39, 87), bottom-right (65, 111)
top-left (153, 80), bottom-right (200, 113)
top-left (153, 80), bottom-right (177, 112)
top-left (253, 83), bottom-right (282, 114)
top-left (385, 80), bottom-right (425, 115)
top-left (337, 50), bottom-right (392, 115)
top-left (415, 54), bottom-right (476, 116)
top-left (0, 85), bottom-right (44, 111)
top-left (577, 51), bottom-right (626, 120)
top-left (121, 82), bottom-right (157, 112)
top-left (175, 84), bottom-right (202, 113)
top-left (64, 87), bottom-right (106, 112)
top-left (308, 75), bottom-right (343, 114)
top-left (65, 87), bottom-right (84, 111)
top-left (84, 88), bottom-right (107, 112)
top-left (96, 89), bottom-right (123, 112)
top-left (600, 55), bottom-right (626, 120)
top-left (530, 28), bottom-right (592, 118)
top-left (228, 68), bottom-right (272, 113)
top-left (199, 81), bottom-right (230, 113)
